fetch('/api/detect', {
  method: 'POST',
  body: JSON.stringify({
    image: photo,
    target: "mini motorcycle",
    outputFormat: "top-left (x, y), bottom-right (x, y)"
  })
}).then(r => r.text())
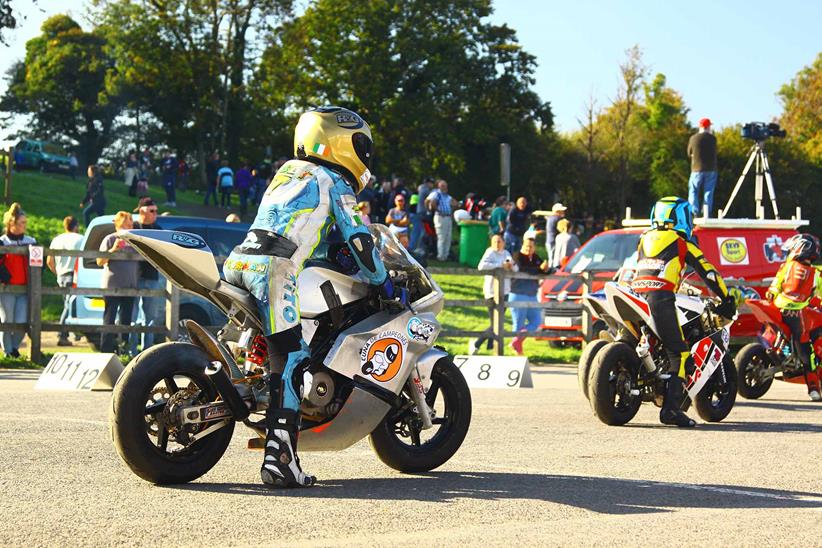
top-left (110, 224), bottom-right (471, 484)
top-left (735, 298), bottom-right (822, 399)
top-left (581, 282), bottom-right (737, 426)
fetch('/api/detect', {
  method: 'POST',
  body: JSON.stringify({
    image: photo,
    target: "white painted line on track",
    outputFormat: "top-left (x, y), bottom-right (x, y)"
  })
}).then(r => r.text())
top-left (0, 413), bottom-right (107, 427)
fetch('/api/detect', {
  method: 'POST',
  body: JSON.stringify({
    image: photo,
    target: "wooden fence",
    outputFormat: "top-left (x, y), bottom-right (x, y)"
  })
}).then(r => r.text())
top-left (0, 245), bottom-right (596, 362)
top-left (0, 246), bottom-right (183, 364)
top-left (428, 267), bottom-right (594, 355)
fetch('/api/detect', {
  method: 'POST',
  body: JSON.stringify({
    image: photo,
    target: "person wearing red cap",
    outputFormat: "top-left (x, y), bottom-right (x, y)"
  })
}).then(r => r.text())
top-left (687, 118), bottom-right (718, 217)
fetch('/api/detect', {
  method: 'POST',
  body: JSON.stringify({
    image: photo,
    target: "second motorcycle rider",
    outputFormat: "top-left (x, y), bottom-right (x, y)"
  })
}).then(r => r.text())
top-left (224, 107), bottom-right (407, 488)
top-left (631, 197), bottom-right (736, 427)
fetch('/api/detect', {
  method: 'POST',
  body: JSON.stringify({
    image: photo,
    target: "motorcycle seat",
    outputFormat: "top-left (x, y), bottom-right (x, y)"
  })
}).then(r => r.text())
top-left (209, 280), bottom-right (263, 329)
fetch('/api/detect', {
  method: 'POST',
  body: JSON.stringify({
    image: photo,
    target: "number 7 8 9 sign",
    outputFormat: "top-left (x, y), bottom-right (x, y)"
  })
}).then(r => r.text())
top-left (452, 356), bottom-right (533, 389)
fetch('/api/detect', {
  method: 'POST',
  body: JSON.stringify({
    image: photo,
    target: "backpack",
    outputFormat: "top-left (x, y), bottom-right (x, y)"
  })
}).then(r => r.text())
top-left (220, 171), bottom-right (233, 188)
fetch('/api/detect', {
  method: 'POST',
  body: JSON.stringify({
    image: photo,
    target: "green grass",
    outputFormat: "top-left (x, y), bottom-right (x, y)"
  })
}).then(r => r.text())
top-left (432, 273), bottom-right (580, 364)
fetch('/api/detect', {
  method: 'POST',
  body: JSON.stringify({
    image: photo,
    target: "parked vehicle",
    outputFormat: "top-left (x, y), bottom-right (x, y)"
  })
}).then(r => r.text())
top-left (734, 297), bottom-right (822, 399)
top-left (14, 139), bottom-right (72, 172)
top-left (582, 281), bottom-right (737, 425)
top-left (110, 224), bottom-right (472, 484)
top-left (65, 215), bottom-right (249, 347)
top-left (537, 217), bottom-right (807, 344)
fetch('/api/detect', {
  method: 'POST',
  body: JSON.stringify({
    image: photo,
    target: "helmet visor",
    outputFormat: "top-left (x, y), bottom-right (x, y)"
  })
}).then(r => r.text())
top-left (352, 132), bottom-right (373, 170)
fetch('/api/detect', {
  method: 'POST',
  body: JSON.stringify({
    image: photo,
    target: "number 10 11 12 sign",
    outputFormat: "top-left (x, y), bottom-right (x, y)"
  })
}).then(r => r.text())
top-left (35, 353), bottom-right (124, 392)
top-left (452, 355), bottom-right (533, 389)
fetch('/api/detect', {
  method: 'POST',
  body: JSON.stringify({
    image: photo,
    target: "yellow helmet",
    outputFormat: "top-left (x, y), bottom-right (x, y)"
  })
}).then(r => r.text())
top-left (294, 106), bottom-right (374, 192)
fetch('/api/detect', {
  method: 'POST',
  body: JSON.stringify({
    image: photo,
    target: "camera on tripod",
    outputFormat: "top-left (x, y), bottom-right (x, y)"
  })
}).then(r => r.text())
top-left (741, 122), bottom-right (787, 141)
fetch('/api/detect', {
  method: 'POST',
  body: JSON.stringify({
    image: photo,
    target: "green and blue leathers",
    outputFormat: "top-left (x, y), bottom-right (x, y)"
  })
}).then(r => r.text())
top-left (225, 159), bottom-right (387, 411)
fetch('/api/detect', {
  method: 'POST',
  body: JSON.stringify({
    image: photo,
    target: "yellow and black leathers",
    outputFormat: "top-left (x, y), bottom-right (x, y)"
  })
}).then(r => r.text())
top-left (631, 227), bottom-right (731, 377)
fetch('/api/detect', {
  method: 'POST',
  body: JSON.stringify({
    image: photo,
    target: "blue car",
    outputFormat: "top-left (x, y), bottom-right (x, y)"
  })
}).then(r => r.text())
top-left (65, 215), bottom-right (249, 347)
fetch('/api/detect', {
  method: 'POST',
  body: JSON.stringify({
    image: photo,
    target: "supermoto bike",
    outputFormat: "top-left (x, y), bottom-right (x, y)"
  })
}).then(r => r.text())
top-left (581, 281), bottom-right (737, 426)
top-left (110, 224), bottom-right (472, 484)
top-left (735, 297), bottom-right (822, 399)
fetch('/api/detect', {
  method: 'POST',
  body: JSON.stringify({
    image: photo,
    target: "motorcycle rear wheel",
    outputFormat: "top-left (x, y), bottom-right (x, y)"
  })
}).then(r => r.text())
top-left (589, 342), bottom-right (642, 426)
top-left (110, 342), bottom-right (235, 484)
top-left (693, 354), bottom-right (737, 422)
top-left (735, 343), bottom-right (774, 399)
top-left (369, 357), bottom-right (471, 473)
top-left (578, 339), bottom-right (608, 400)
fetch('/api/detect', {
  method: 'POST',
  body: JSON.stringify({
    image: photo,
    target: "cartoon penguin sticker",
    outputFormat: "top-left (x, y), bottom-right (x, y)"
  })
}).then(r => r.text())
top-left (360, 334), bottom-right (405, 382)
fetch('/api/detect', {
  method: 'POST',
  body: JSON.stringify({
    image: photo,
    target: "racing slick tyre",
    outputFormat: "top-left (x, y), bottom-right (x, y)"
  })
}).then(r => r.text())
top-left (589, 342), bottom-right (642, 426)
top-left (110, 342), bottom-right (235, 484)
top-left (735, 343), bottom-right (774, 400)
top-left (693, 355), bottom-right (737, 422)
top-left (578, 339), bottom-right (609, 400)
top-left (370, 357), bottom-right (471, 473)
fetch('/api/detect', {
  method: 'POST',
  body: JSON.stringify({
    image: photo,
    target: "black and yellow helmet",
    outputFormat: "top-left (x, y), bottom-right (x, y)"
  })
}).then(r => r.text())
top-left (294, 106), bottom-right (373, 192)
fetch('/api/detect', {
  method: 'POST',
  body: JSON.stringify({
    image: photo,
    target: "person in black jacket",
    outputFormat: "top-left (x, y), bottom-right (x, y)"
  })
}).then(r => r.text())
top-left (80, 165), bottom-right (106, 226)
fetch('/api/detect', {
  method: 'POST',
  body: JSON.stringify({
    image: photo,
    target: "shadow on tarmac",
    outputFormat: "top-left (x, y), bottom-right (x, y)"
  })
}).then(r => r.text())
top-left (172, 472), bottom-right (822, 513)
top-left (736, 399), bottom-right (820, 413)
top-left (625, 420), bottom-right (822, 434)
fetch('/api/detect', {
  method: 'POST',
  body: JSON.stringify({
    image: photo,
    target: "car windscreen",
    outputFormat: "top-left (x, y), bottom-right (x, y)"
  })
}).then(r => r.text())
top-left (82, 222), bottom-right (115, 269)
top-left (565, 232), bottom-right (641, 273)
top-left (43, 143), bottom-right (65, 155)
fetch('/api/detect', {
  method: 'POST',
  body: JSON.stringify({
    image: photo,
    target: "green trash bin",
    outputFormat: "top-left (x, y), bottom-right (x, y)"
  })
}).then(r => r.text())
top-left (458, 220), bottom-right (489, 268)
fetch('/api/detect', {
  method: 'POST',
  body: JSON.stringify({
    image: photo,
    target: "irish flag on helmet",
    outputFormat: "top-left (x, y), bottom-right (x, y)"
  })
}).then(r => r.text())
top-left (312, 143), bottom-right (329, 156)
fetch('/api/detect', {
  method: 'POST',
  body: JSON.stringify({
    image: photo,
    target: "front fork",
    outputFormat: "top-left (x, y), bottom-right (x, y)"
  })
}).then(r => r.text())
top-left (407, 372), bottom-right (434, 430)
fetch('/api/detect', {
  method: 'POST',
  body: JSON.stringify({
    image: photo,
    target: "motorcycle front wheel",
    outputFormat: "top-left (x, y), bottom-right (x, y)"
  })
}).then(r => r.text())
top-left (369, 357), bottom-right (471, 473)
top-left (110, 342), bottom-right (235, 484)
top-left (693, 354), bottom-right (737, 422)
top-left (735, 343), bottom-right (774, 399)
top-left (589, 342), bottom-right (642, 426)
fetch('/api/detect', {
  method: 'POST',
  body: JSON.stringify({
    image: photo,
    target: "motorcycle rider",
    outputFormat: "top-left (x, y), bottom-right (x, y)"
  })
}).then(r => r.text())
top-left (224, 107), bottom-right (406, 487)
top-left (631, 196), bottom-right (736, 427)
top-left (766, 233), bottom-right (822, 401)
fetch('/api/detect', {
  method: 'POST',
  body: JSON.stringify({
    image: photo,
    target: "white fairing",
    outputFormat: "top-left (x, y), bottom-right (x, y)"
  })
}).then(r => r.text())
top-left (298, 267), bottom-right (369, 318)
top-left (603, 282), bottom-right (707, 338)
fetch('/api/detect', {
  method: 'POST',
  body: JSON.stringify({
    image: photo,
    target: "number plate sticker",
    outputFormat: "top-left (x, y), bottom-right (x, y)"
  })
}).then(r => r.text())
top-left (451, 356), bottom-right (533, 389)
top-left (542, 315), bottom-right (575, 327)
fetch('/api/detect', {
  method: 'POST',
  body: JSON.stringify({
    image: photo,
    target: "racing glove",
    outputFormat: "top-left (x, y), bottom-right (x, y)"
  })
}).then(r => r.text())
top-left (715, 296), bottom-right (737, 320)
top-left (380, 276), bottom-right (409, 306)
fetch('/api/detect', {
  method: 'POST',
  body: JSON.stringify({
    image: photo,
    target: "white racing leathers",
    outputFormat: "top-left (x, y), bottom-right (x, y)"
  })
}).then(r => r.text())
top-left (224, 159), bottom-right (387, 411)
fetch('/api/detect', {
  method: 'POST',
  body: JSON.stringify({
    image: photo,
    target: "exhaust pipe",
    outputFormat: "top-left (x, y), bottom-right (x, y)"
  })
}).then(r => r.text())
top-left (185, 319), bottom-right (250, 421)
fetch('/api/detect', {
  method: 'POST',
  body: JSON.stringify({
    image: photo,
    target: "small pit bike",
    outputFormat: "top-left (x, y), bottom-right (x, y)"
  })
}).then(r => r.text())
top-left (581, 282), bottom-right (737, 426)
top-left (735, 298), bottom-right (822, 399)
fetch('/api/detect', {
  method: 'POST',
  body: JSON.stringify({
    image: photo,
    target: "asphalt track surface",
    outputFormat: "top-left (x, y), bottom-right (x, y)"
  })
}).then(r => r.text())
top-left (0, 364), bottom-right (820, 547)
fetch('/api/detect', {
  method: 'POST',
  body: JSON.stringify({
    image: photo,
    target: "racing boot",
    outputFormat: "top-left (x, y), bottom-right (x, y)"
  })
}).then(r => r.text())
top-left (260, 408), bottom-right (316, 488)
top-left (659, 375), bottom-right (696, 427)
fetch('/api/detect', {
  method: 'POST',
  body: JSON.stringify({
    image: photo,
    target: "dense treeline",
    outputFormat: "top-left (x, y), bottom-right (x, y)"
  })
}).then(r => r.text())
top-left (1, 1), bottom-right (819, 226)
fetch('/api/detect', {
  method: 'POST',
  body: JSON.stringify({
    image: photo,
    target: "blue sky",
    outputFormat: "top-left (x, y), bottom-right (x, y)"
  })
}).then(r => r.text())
top-left (2, 0), bottom-right (820, 135)
top-left (490, 0), bottom-right (821, 131)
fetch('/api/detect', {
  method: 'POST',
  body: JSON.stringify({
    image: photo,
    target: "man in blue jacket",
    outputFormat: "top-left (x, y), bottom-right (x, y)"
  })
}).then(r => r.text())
top-left (225, 107), bottom-right (406, 488)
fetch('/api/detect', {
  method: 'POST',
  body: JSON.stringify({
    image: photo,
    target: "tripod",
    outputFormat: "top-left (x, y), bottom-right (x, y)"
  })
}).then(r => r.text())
top-left (720, 141), bottom-right (779, 219)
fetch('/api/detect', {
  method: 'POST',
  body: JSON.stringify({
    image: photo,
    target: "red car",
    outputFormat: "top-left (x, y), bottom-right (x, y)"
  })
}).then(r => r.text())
top-left (539, 218), bottom-right (808, 343)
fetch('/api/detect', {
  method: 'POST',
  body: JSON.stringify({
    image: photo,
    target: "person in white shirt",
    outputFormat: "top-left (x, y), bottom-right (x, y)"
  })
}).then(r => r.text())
top-left (47, 216), bottom-right (84, 346)
top-left (469, 234), bottom-right (516, 354)
top-left (552, 218), bottom-right (581, 269)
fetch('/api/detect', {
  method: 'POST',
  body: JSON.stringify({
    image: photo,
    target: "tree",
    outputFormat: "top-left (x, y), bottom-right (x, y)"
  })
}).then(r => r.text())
top-left (640, 73), bottom-right (690, 198)
top-left (97, 0), bottom-right (292, 181)
top-left (253, 0), bottom-right (554, 201)
top-left (778, 52), bottom-right (822, 166)
top-left (1, 15), bottom-right (120, 164)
